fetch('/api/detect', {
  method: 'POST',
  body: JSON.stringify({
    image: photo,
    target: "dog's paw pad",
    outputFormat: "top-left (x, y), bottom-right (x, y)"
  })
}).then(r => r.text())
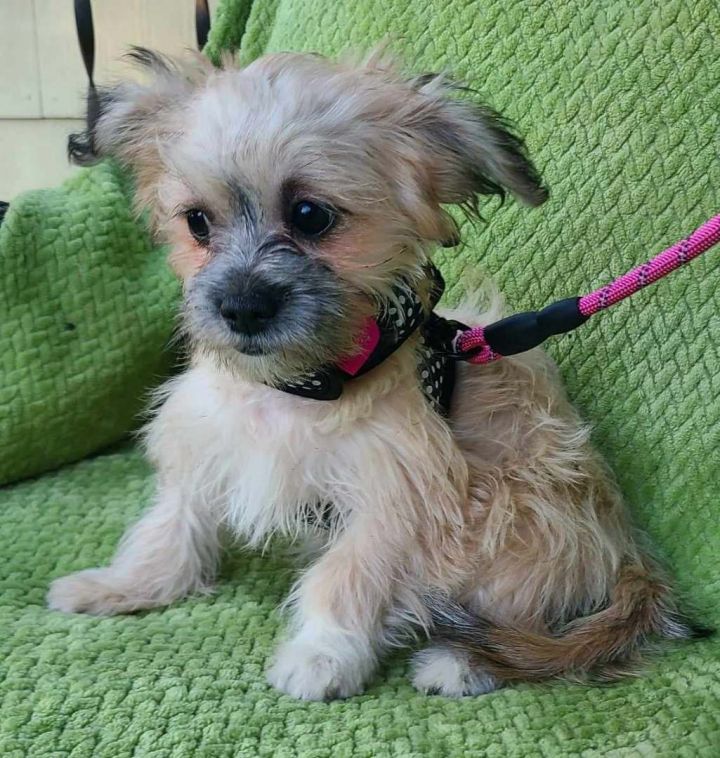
top-left (411, 646), bottom-right (498, 697)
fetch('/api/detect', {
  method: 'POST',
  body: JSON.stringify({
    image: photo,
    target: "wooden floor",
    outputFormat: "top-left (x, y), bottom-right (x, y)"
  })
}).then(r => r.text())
top-left (0, 0), bottom-right (218, 200)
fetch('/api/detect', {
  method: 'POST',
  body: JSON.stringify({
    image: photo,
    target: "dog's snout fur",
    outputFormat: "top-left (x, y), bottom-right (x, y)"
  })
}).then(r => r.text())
top-left (218, 280), bottom-right (287, 337)
top-left (184, 234), bottom-right (355, 378)
top-left (211, 238), bottom-right (300, 338)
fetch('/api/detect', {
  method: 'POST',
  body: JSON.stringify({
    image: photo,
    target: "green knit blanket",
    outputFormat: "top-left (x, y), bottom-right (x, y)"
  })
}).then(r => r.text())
top-left (0, 163), bottom-right (177, 484)
top-left (1, 0), bottom-right (718, 755)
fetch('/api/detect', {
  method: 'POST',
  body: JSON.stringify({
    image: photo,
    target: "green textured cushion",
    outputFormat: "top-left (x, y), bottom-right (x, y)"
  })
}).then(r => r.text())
top-left (0, 163), bottom-right (179, 485)
top-left (1, 0), bottom-right (719, 754)
top-left (1, 447), bottom-right (718, 756)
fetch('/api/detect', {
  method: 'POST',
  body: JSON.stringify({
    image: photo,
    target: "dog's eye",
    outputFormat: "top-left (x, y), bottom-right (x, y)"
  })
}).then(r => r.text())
top-left (291, 201), bottom-right (335, 236)
top-left (186, 209), bottom-right (210, 243)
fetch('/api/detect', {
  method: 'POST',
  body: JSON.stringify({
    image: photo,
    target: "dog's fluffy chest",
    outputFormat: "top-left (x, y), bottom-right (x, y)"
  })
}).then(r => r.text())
top-left (149, 362), bottom-right (409, 544)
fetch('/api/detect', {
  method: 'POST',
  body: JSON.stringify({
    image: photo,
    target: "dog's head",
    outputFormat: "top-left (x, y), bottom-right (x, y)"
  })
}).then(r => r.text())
top-left (72, 49), bottom-right (547, 384)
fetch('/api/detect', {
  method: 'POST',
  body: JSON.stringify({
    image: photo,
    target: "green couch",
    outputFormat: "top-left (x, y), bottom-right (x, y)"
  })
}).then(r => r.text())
top-left (1, 0), bottom-right (718, 754)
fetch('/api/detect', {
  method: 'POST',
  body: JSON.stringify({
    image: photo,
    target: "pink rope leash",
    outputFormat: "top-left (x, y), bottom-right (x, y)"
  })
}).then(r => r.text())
top-left (578, 214), bottom-right (720, 316)
top-left (454, 213), bottom-right (720, 364)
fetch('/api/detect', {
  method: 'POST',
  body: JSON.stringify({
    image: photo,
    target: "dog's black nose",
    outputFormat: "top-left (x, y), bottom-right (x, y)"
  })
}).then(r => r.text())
top-left (220, 285), bottom-right (285, 335)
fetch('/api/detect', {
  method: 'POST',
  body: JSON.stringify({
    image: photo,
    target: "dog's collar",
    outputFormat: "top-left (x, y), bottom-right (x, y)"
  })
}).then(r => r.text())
top-left (272, 264), bottom-right (456, 409)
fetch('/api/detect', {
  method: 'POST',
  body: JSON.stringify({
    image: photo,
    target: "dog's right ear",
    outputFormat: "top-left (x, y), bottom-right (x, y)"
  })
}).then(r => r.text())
top-left (68, 47), bottom-right (212, 175)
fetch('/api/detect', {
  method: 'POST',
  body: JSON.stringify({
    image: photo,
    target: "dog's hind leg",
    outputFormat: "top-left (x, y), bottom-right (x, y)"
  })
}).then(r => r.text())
top-left (411, 644), bottom-right (500, 696)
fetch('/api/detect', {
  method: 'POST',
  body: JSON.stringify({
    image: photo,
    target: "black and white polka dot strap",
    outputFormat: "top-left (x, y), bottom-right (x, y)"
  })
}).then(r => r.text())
top-left (274, 264), bottom-right (459, 411)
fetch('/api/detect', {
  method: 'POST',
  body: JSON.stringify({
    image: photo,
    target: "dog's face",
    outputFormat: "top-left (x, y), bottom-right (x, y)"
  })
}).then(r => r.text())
top-left (72, 50), bottom-right (547, 383)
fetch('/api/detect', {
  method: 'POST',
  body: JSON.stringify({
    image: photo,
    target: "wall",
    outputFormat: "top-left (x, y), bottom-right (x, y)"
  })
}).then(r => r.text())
top-left (0, 0), bottom-right (219, 200)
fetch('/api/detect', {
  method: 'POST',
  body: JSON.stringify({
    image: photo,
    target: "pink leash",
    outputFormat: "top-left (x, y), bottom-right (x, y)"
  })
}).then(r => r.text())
top-left (454, 214), bottom-right (720, 364)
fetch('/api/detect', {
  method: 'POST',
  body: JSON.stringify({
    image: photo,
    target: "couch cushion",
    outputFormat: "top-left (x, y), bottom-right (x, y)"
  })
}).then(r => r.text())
top-left (1, 447), bottom-right (718, 756)
top-left (0, 163), bottom-right (178, 485)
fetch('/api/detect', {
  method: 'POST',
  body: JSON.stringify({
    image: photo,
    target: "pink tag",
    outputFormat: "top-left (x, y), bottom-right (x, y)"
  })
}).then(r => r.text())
top-left (337, 317), bottom-right (380, 375)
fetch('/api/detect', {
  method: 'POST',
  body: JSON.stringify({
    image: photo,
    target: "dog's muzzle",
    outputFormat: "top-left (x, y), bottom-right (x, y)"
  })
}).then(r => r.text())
top-left (219, 280), bottom-right (289, 337)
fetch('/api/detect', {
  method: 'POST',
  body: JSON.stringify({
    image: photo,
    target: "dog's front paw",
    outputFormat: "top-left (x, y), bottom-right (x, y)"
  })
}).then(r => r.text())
top-left (48, 568), bottom-right (144, 615)
top-left (267, 638), bottom-right (371, 700)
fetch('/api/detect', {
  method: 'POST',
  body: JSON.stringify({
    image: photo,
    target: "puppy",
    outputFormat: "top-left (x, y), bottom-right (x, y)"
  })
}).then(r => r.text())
top-left (48, 49), bottom-right (700, 700)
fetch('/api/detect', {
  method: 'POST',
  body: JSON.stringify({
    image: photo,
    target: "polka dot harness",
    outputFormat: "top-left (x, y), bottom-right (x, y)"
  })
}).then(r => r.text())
top-left (274, 265), bottom-right (462, 415)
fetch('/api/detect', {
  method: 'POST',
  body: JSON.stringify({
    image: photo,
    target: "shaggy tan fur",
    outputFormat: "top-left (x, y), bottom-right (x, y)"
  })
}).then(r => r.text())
top-left (47, 49), bottom-right (695, 700)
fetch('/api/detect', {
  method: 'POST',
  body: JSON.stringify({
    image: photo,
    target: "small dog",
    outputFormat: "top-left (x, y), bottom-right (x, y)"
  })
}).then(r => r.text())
top-left (48, 49), bottom-right (702, 700)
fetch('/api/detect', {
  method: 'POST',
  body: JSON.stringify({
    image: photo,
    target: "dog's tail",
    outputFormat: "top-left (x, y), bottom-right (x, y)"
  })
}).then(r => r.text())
top-left (426, 562), bottom-right (712, 683)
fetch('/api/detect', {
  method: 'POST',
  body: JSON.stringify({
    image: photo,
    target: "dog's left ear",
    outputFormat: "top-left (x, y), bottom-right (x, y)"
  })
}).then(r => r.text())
top-left (407, 76), bottom-right (549, 210)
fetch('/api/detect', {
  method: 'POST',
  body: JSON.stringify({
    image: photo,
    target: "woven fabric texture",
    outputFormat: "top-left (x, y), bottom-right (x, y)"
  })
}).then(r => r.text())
top-left (1, 447), bottom-right (718, 757)
top-left (0, 163), bottom-right (179, 485)
top-left (1, 0), bottom-right (719, 755)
